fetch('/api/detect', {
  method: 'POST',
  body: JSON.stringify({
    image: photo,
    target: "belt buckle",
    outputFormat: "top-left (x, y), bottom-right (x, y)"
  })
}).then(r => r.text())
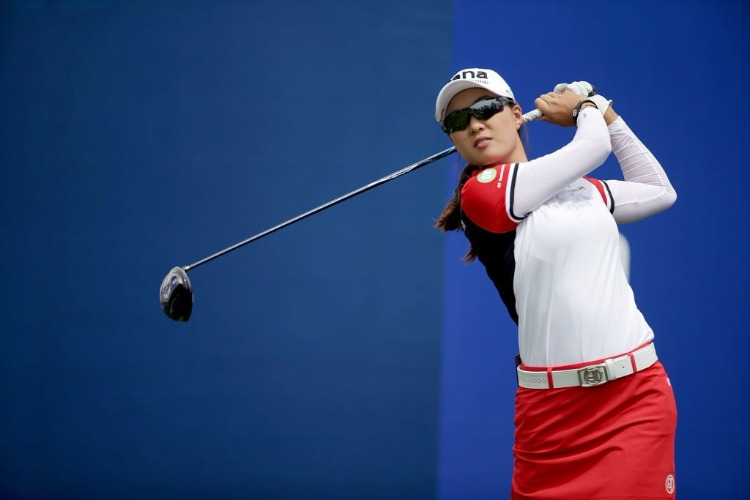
top-left (577, 363), bottom-right (610, 387)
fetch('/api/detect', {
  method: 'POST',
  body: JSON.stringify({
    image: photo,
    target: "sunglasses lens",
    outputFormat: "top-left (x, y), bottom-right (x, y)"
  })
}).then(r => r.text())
top-left (443, 110), bottom-right (470, 133)
top-left (474, 100), bottom-right (502, 119)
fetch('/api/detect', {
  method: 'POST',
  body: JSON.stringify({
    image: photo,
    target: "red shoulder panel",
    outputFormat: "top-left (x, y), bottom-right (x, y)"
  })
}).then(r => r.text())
top-left (460, 164), bottom-right (519, 234)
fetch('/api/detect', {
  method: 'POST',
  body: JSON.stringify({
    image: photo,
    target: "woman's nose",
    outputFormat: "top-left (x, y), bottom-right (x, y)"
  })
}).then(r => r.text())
top-left (467, 115), bottom-right (484, 132)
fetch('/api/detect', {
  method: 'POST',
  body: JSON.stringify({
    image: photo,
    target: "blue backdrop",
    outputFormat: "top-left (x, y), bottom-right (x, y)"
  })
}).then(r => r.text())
top-left (1, 1), bottom-right (748, 498)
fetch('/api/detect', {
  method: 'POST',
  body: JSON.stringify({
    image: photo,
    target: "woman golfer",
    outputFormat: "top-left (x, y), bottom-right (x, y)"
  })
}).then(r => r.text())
top-left (435, 68), bottom-right (677, 499)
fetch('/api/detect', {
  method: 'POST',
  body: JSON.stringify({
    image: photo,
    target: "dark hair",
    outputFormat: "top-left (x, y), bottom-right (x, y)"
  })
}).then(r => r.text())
top-left (435, 124), bottom-right (529, 263)
top-left (435, 162), bottom-right (481, 261)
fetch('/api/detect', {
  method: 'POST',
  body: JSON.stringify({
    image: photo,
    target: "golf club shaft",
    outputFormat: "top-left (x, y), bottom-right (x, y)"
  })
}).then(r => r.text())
top-left (183, 146), bottom-right (456, 271)
top-left (182, 108), bottom-right (542, 272)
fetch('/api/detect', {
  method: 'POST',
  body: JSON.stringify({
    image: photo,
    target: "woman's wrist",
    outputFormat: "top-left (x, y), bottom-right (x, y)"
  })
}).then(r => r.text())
top-left (572, 98), bottom-right (598, 124)
top-left (603, 106), bottom-right (619, 125)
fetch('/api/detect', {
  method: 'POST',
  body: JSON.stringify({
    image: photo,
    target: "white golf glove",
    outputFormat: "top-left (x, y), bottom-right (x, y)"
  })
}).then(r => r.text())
top-left (554, 81), bottom-right (612, 116)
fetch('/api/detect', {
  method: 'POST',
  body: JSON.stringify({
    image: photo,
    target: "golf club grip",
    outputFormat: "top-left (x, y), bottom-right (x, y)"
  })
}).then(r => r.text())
top-left (182, 106), bottom-right (544, 272)
top-left (522, 108), bottom-right (542, 123)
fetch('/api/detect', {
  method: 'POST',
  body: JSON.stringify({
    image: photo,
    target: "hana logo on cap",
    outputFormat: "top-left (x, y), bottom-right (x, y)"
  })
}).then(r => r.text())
top-left (435, 68), bottom-right (515, 121)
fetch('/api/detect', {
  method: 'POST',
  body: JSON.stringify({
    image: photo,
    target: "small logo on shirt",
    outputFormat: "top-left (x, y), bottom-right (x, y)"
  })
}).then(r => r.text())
top-left (665, 474), bottom-right (675, 494)
top-left (477, 168), bottom-right (497, 183)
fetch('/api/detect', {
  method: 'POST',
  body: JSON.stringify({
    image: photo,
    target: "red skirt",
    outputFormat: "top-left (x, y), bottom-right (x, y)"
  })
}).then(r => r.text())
top-left (512, 361), bottom-right (677, 499)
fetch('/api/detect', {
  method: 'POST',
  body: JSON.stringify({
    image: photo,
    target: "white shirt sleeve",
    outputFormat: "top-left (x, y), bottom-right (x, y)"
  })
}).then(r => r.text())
top-left (606, 117), bottom-right (677, 223)
top-left (513, 108), bottom-right (612, 217)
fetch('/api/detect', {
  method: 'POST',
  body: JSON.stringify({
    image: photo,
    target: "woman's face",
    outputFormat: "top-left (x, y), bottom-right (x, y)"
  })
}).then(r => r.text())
top-left (445, 88), bottom-right (526, 167)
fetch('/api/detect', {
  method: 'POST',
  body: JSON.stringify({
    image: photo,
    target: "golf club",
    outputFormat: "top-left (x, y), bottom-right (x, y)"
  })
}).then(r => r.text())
top-left (160, 107), bottom-right (543, 322)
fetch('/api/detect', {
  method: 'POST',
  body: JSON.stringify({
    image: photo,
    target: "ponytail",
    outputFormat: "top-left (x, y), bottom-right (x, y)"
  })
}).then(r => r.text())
top-left (435, 163), bottom-right (481, 262)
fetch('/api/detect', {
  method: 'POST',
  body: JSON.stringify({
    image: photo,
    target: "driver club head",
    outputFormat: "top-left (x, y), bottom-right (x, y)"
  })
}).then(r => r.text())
top-left (160, 266), bottom-right (193, 322)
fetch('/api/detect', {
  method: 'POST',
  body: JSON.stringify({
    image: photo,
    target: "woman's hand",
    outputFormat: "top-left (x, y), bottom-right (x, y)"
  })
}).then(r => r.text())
top-left (534, 90), bottom-right (590, 127)
top-left (553, 81), bottom-right (620, 125)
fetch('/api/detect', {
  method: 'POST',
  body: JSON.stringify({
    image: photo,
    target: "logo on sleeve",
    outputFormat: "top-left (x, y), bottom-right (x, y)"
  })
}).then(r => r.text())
top-left (477, 168), bottom-right (497, 183)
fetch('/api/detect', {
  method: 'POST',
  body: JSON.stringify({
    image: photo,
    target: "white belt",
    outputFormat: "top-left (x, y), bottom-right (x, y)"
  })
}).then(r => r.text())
top-left (517, 343), bottom-right (658, 389)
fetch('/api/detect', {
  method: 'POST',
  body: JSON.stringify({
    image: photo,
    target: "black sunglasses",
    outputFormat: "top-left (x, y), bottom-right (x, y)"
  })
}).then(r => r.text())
top-left (442, 96), bottom-right (515, 134)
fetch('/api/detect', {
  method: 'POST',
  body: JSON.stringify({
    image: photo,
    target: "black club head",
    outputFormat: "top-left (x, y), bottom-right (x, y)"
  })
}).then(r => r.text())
top-left (160, 267), bottom-right (193, 322)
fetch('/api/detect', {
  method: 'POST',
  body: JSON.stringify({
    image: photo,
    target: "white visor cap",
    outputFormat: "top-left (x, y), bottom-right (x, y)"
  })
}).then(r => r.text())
top-left (435, 68), bottom-right (515, 122)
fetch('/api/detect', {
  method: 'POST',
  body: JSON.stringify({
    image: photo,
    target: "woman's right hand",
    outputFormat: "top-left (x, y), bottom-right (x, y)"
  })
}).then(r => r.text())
top-left (534, 90), bottom-right (589, 127)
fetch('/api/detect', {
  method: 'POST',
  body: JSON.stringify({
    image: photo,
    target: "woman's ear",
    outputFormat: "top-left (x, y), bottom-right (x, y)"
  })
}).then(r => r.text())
top-left (513, 104), bottom-right (523, 129)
